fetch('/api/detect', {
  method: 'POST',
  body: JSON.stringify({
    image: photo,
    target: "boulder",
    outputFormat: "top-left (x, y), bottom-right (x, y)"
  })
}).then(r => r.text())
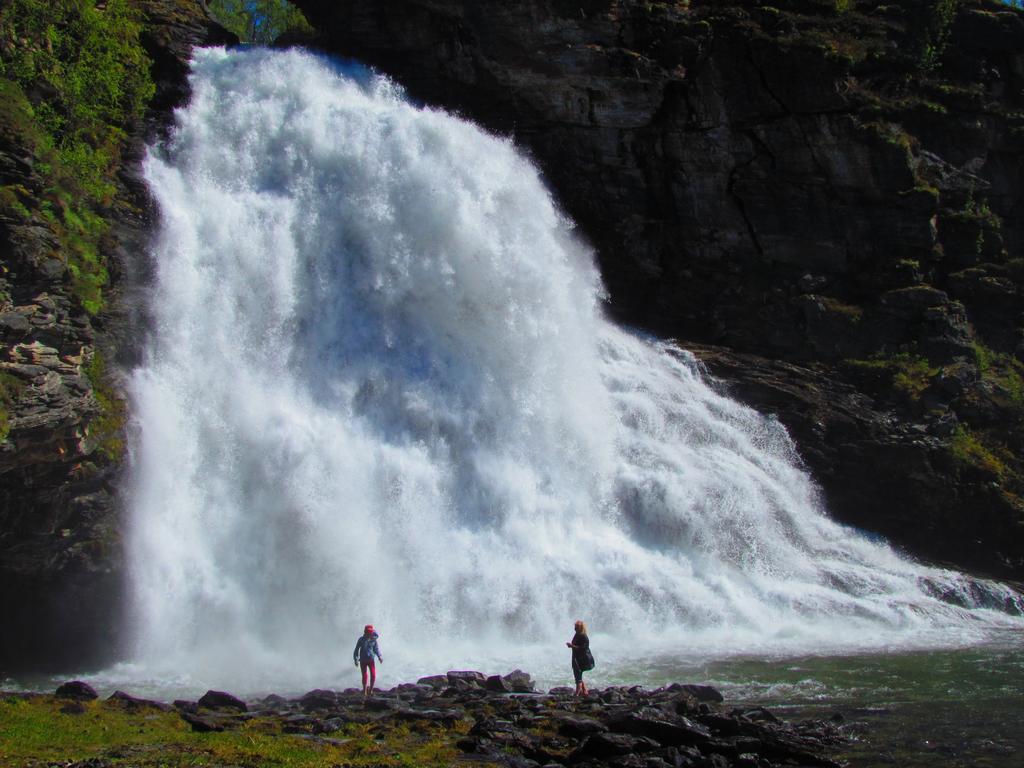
top-left (446, 670), bottom-right (486, 685)
top-left (394, 683), bottom-right (431, 695)
top-left (364, 696), bottom-right (400, 711)
top-left (416, 674), bottom-right (449, 689)
top-left (106, 691), bottom-right (172, 712)
top-left (282, 714), bottom-right (321, 734)
top-left (299, 688), bottom-right (338, 711)
top-left (568, 732), bottom-right (660, 762)
top-left (55, 681), bottom-right (98, 701)
top-left (502, 669), bottom-right (536, 692)
top-left (394, 707), bottom-right (465, 725)
top-left (675, 685), bottom-right (724, 704)
top-left (180, 711), bottom-right (226, 733)
top-left (608, 712), bottom-right (712, 748)
top-left (694, 713), bottom-right (741, 736)
top-left (557, 716), bottom-right (609, 738)
top-left (197, 689), bottom-right (247, 712)
top-left (450, 677), bottom-right (483, 692)
top-left (258, 693), bottom-right (289, 708)
top-left (486, 674), bottom-right (513, 693)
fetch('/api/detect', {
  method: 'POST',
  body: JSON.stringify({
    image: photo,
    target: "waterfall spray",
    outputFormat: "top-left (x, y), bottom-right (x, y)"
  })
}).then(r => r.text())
top-left (128, 47), bottom-right (1022, 693)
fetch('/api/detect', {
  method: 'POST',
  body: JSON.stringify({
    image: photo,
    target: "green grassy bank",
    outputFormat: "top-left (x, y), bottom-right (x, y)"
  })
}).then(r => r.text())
top-left (0, 694), bottom-right (473, 768)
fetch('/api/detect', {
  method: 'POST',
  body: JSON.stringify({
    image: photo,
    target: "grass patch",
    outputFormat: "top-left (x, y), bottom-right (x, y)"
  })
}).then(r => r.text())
top-left (0, 695), bottom-right (476, 767)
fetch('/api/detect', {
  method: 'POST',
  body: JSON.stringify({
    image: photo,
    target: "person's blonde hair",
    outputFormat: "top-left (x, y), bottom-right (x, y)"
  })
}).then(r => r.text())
top-left (574, 619), bottom-right (588, 634)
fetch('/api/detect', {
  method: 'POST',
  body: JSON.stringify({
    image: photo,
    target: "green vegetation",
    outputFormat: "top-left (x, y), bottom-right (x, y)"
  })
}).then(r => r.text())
top-left (84, 350), bottom-right (126, 461)
top-left (834, 0), bottom-right (853, 13)
top-left (971, 342), bottom-right (1024, 407)
top-left (0, 695), bottom-right (474, 767)
top-left (819, 296), bottom-right (864, 322)
top-left (958, 190), bottom-right (1002, 258)
top-left (949, 425), bottom-right (1010, 480)
top-left (903, 184), bottom-right (939, 202)
top-left (920, 0), bottom-right (961, 72)
top-left (0, 0), bottom-right (153, 454)
top-left (972, 341), bottom-right (995, 373)
top-left (0, 0), bottom-right (154, 314)
top-left (0, 370), bottom-right (25, 441)
top-left (862, 120), bottom-right (915, 156)
top-left (845, 351), bottom-right (938, 400)
top-left (207, 0), bottom-right (313, 44)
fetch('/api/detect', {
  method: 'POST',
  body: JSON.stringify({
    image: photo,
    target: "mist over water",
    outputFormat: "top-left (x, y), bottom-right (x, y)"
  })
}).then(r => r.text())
top-left (126, 47), bottom-right (1023, 694)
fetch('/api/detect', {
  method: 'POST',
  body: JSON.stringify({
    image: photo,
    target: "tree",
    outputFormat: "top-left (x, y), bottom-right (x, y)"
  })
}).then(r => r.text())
top-left (206, 0), bottom-right (312, 45)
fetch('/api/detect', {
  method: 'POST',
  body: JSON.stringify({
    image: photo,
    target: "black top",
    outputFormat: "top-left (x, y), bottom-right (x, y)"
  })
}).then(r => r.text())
top-left (571, 631), bottom-right (589, 663)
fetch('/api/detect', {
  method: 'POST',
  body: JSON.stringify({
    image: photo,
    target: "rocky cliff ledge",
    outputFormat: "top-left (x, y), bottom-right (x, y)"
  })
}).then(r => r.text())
top-left (0, 0), bottom-right (233, 674)
top-left (292, 0), bottom-right (1024, 578)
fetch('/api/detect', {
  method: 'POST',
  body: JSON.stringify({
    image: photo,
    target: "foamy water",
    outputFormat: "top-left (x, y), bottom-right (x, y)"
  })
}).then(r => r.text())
top-left (122, 47), bottom-right (1023, 695)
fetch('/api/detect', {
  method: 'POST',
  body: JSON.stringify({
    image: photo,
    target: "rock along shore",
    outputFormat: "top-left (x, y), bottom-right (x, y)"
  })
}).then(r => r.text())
top-left (30, 671), bottom-right (851, 768)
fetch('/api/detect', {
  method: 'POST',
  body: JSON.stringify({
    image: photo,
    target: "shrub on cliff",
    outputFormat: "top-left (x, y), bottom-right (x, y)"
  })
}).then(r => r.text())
top-left (0, 0), bottom-right (154, 314)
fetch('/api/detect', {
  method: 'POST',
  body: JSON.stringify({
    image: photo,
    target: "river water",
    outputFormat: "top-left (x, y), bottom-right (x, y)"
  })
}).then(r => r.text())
top-left (635, 639), bottom-right (1024, 767)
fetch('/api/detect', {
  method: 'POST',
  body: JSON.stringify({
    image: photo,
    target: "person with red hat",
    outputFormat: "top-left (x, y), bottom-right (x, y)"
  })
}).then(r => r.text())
top-left (353, 624), bottom-right (383, 696)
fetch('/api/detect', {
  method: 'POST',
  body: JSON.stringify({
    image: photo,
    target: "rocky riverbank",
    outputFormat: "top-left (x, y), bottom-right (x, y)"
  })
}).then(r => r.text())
top-left (1, 672), bottom-right (850, 768)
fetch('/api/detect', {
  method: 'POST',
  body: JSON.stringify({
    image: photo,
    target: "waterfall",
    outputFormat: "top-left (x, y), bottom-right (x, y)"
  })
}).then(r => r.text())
top-left (127, 47), bottom-right (1022, 693)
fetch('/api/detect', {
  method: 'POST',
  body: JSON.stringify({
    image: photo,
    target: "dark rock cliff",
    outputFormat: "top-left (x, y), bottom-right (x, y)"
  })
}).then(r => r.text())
top-left (291, 0), bottom-right (1024, 579)
top-left (0, 0), bottom-right (233, 675)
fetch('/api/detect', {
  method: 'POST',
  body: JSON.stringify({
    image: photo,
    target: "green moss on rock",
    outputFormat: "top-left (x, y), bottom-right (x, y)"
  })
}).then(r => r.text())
top-left (949, 424), bottom-right (1011, 481)
top-left (84, 350), bottom-right (126, 461)
top-left (0, 370), bottom-right (25, 441)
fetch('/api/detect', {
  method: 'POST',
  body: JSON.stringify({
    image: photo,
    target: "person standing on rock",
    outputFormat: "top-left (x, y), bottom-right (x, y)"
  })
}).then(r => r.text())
top-left (566, 619), bottom-right (592, 696)
top-left (353, 624), bottom-right (383, 696)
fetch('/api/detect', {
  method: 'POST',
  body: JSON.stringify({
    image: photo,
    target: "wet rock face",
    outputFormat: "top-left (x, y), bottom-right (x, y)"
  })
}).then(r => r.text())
top-left (293, 0), bottom-right (1024, 578)
top-left (0, 0), bottom-right (234, 675)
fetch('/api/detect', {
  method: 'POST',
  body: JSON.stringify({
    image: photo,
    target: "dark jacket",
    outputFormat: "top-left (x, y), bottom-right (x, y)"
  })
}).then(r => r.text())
top-left (354, 631), bottom-right (383, 663)
top-left (570, 632), bottom-right (589, 666)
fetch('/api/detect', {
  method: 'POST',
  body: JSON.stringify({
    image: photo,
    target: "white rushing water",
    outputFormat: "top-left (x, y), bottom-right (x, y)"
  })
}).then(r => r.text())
top-left (125, 47), bottom-right (1023, 694)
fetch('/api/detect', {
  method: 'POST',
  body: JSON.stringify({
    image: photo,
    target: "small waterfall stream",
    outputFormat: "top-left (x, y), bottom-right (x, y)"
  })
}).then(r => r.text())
top-left (126, 47), bottom-right (1022, 693)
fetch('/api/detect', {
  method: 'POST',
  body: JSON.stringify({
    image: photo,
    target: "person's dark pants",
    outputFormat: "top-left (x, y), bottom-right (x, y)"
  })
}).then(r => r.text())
top-left (572, 657), bottom-right (583, 685)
